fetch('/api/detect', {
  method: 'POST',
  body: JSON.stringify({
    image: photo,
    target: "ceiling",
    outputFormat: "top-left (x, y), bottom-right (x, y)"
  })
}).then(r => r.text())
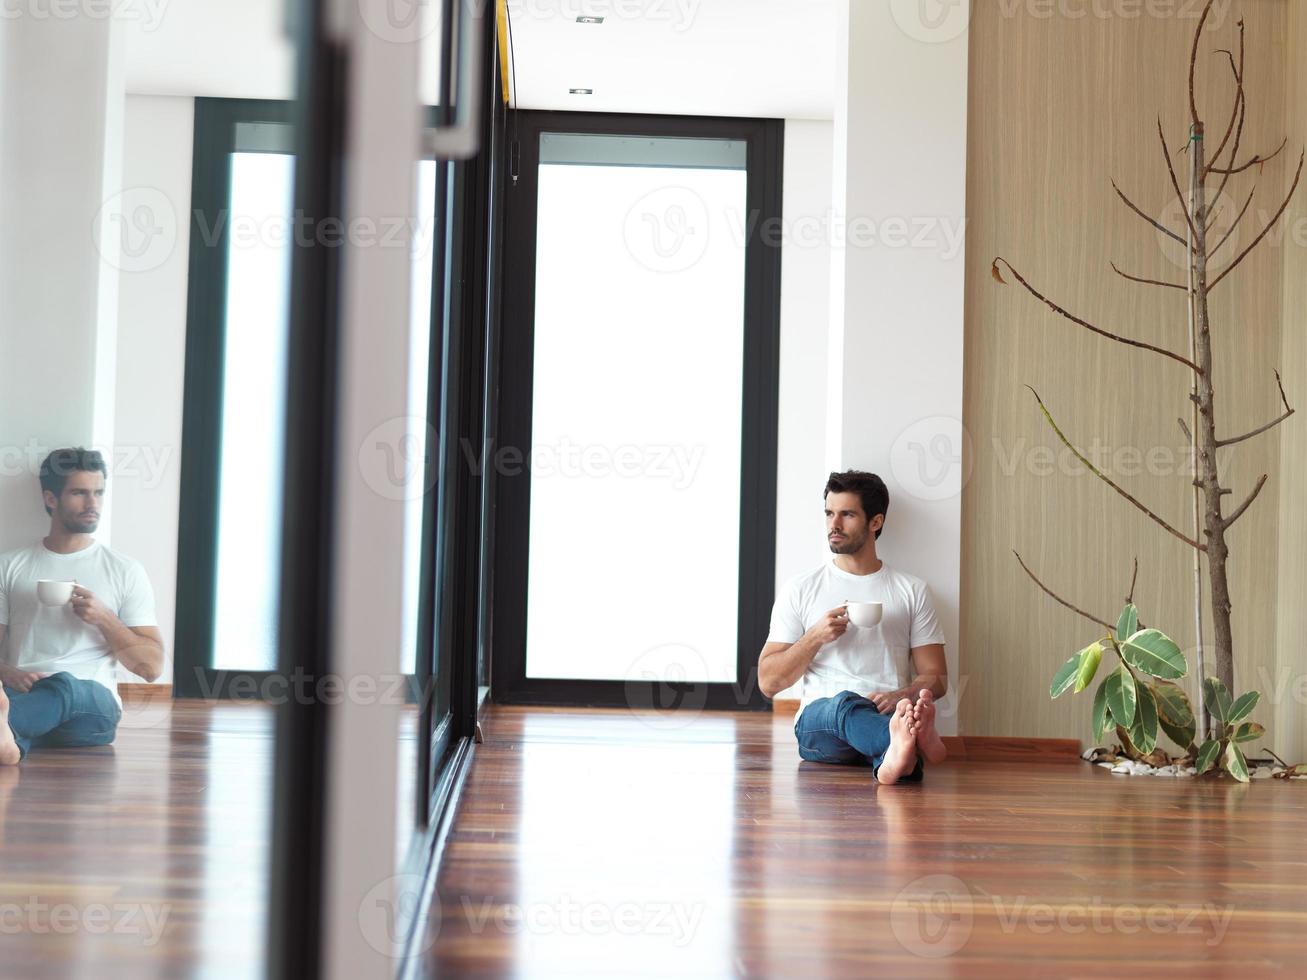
top-left (122, 0), bottom-right (835, 120)
top-left (506, 0), bottom-right (835, 119)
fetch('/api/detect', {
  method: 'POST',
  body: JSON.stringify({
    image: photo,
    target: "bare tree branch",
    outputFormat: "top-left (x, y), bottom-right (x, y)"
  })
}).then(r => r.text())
top-left (1026, 387), bottom-right (1207, 552)
top-left (1210, 19), bottom-right (1249, 212)
top-left (1208, 136), bottom-right (1288, 175)
top-left (1013, 551), bottom-right (1115, 631)
top-left (1127, 557), bottom-right (1139, 606)
top-left (1112, 179), bottom-right (1185, 245)
top-left (1216, 371), bottom-right (1295, 446)
top-left (1110, 262), bottom-right (1187, 291)
top-left (1210, 151), bottom-right (1305, 290)
top-left (1210, 185), bottom-right (1255, 258)
top-left (1206, 23), bottom-right (1245, 175)
top-left (1189, 0), bottom-right (1218, 127)
top-left (1160, 118), bottom-right (1200, 241)
top-left (1223, 474), bottom-right (1268, 529)
top-left (993, 258), bottom-right (1201, 372)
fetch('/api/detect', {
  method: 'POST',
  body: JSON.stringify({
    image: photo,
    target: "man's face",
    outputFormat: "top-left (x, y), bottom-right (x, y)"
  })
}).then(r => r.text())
top-left (47, 470), bottom-right (105, 535)
top-left (825, 491), bottom-right (881, 555)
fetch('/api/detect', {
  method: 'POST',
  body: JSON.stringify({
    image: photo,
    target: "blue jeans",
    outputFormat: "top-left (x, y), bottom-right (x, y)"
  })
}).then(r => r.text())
top-left (4, 672), bottom-right (121, 761)
top-left (794, 690), bottom-right (924, 781)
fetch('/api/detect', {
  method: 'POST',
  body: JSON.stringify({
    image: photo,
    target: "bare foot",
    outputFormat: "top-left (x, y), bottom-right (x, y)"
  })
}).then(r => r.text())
top-left (0, 689), bottom-right (20, 766)
top-left (876, 699), bottom-right (919, 785)
top-left (913, 689), bottom-right (947, 764)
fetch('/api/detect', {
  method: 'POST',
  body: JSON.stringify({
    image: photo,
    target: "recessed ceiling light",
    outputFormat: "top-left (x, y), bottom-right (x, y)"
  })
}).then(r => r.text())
top-left (569, 88), bottom-right (594, 95)
top-left (576, 15), bottom-right (604, 24)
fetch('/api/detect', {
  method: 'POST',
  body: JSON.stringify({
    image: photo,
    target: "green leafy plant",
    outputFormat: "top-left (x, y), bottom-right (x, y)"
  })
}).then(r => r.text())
top-left (1049, 600), bottom-right (1262, 782)
top-left (1192, 678), bottom-right (1263, 783)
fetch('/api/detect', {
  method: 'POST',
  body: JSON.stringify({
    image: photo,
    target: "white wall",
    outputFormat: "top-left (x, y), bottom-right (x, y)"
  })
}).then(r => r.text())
top-left (0, 14), bottom-right (123, 552)
top-left (110, 95), bottom-right (194, 684)
top-left (773, 119), bottom-right (834, 701)
top-left (825, 1), bottom-right (969, 734)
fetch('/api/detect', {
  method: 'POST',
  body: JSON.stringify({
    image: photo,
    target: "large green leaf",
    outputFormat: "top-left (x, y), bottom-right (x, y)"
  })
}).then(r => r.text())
top-left (1227, 691), bottom-right (1260, 725)
top-left (1050, 653), bottom-right (1082, 699)
top-left (1204, 677), bottom-right (1232, 724)
top-left (1119, 629), bottom-right (1187, 679)
top-left (1148, 680), bottom-right (1196, 750)
top-left (1115, 603), bottom-right (1138, 643)
top-left (1128, 683), bottom-right (1159, 754)
top-left (1092, 678), bottom-right (1112, 744)
top-left (1195, 739), bottom-right (1221, 773)
top-left (1232, 722), bottom-right (1265, 743)
top-left (1104, 664), bottom-right (1137, 728)
top-left (1223, 742), bottom-right (1249, 783)
top-left (1074, 641), bottom-right (1104, 693)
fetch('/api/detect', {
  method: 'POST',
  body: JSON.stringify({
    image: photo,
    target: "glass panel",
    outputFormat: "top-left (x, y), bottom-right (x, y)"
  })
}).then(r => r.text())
top-left (212, 150), bottom-right (295, 672)
top-left (525, 133), bottom-right (748, 683)
top-left (395, 156), bottom-right (440, 867)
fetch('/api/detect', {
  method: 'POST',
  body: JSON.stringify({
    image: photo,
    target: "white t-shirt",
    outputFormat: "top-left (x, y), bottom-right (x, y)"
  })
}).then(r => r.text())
top-left (767, 559), bottom-right (946, 719)
top-left (0, 541), bottom-right (157, 705)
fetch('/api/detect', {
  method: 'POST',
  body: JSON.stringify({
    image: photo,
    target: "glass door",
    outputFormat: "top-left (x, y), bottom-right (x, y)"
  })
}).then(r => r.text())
top-left (493, 113), bottom-right (784, 711)
top-left (176, 99), bottom-right (299, 698)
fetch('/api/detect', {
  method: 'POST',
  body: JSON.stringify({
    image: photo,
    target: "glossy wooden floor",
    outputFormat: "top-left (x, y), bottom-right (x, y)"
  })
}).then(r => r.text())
top-left (426, 705), bottom-right (1307, 978)
top-left (0, 700), bottom-right (273, 979)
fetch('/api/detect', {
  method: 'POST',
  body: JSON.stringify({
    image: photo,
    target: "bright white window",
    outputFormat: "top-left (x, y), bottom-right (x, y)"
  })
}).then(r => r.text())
top-left (525, 134), bottom-right (748, 684)
top-left (212, 152), bottom-right (295, 673)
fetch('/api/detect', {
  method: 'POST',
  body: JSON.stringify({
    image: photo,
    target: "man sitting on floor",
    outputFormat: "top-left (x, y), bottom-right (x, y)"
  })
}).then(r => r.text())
top-left (0, 448), bottom-right (163, 765)
top-left (758, 470), bottom-right (949, 785)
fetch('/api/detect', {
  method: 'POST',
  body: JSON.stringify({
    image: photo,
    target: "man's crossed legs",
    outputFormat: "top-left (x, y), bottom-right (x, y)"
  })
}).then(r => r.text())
top-left (794, 689), bottom-right (947, 784)
top-left (0, 672), bottom-right (121, 765)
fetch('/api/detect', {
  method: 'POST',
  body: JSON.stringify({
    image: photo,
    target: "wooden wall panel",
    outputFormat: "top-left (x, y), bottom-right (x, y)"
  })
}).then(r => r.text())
top-left (960, 0), bottom-right (1292, 742)
top-left (1274, 1), bottom-right (1307, 761)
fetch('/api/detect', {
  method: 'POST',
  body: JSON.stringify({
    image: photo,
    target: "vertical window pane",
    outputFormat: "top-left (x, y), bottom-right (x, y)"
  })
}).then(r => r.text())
top-left (212, 152), bottom-right (294, 672)
top-left (525, 134), bottom-right (747, 683)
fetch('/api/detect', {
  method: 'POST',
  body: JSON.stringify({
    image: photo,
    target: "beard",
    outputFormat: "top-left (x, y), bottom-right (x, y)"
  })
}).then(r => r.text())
top-left (62, 514), bottom-right (99, 534)
top-left (828, 528), bottom-right (867, 555)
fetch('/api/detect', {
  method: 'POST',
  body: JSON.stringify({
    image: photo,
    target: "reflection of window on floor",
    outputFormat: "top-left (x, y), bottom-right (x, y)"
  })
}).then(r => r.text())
top-left (517, 715), bottom-right (738, 967)
top-left (213, 151), bottom-right (294, 673)
top-left (525, 135), bottom-right (747, 684)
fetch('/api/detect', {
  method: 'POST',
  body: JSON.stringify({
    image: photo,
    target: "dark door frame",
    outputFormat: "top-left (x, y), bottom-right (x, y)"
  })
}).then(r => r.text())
top-left (175, 96), bottom-right (299, 701)
top-left (490, 110), bottom-right (783, 711)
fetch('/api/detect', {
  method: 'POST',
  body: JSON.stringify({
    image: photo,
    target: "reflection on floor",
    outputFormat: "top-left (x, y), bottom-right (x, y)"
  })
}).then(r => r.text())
top-left (0, 700), bottom-right (273, 980)
top-left (427, 705), bottom-right (1307, 978)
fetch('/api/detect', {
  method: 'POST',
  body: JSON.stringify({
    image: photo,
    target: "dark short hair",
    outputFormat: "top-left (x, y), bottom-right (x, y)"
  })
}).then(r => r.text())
top-left (39, 448), bottom-right (107, 516)
top-left (824, 470), bottom-right (889, 539)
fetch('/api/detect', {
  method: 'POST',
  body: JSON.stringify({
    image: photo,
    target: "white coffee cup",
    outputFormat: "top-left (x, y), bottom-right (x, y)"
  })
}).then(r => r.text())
top-left (37, 579), bottom-right (75, 606)
top-left (845, 600), bottom-right (883, 628)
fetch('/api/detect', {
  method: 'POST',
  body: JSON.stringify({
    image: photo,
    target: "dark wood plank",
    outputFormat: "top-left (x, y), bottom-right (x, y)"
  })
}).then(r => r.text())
top-left (426, 704), bottom-right (1307, 978)
top-left (0, 701), bottom-right (273, 980)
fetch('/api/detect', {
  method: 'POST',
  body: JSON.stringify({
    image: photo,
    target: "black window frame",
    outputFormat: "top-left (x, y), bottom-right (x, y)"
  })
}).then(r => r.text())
top-left (490, 110), bottom-right (783, 711)
top-left (175, 96), bottom-right (302, 700)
